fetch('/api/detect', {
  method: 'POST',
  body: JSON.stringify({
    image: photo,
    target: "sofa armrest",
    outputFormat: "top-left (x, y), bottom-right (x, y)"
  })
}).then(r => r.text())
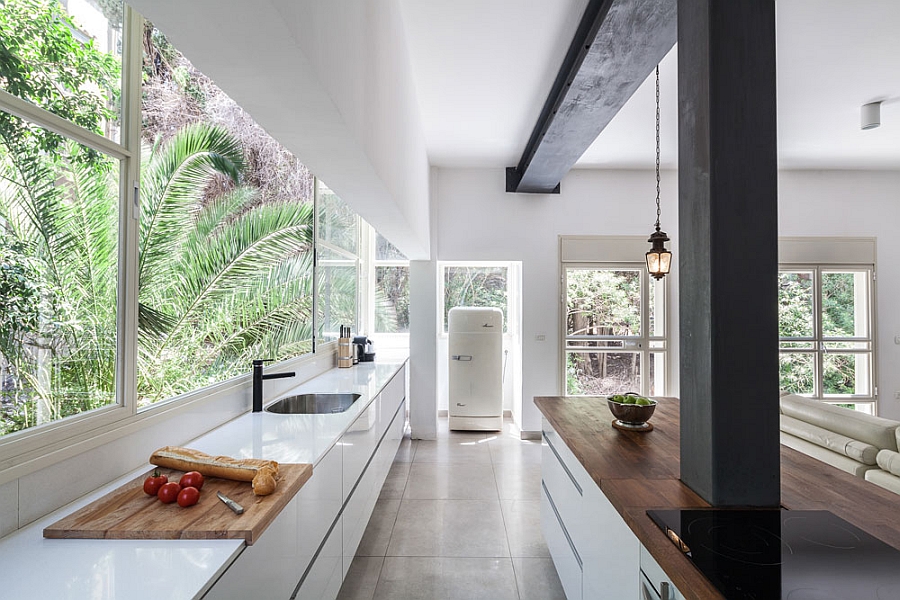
top-left (781, 415), bottom-right (879, 465)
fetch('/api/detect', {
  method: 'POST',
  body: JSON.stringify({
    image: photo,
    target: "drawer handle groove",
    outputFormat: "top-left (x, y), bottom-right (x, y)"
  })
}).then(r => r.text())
top-left (542, 431), bottom-right (583, 495)
top-left (541, 480), bottom-right (583, 569)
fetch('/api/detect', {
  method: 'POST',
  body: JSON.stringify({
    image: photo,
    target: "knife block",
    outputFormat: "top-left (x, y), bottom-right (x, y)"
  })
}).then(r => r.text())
top-left (338, 337), bottom-right (353, 368)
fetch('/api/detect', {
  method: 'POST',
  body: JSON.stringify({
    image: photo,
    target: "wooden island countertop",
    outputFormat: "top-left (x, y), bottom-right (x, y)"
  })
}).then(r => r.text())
top-left (534, 396), bottom-right (900, 600)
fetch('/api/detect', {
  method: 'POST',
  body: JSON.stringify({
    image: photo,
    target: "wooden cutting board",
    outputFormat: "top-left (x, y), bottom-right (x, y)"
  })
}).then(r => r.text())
top-left (43, 463), bottom-right (312, 545)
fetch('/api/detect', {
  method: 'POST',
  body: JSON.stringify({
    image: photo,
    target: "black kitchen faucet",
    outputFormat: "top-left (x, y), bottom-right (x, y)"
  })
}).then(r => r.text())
top-left (252, 359), bottom-right (296, 412)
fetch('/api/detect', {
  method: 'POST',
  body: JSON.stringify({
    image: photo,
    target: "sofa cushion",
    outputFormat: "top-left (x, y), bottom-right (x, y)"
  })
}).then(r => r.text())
top-left (780, 432), bottom-right (877, 477)
top-left (876, 448), bottom-right (900, 477)
top-left (780, 415), bottom-right (879, 464)
top-left (864, 469), bottom-right (900, 495)
top-left (779, 394), bottom-right (899, 452)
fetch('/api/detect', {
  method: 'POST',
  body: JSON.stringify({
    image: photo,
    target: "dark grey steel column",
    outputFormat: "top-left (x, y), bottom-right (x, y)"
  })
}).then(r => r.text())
top-left (678, 0), bottom-right (780, 506)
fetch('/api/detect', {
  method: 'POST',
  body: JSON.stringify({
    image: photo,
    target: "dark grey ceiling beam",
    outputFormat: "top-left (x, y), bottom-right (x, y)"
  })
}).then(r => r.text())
top-left (506, 0), bottom-right (677, 194)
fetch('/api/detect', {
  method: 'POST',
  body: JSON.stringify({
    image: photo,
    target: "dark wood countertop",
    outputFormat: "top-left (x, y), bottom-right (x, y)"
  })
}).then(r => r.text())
top-left (535, 395), bottom-right (900, 600)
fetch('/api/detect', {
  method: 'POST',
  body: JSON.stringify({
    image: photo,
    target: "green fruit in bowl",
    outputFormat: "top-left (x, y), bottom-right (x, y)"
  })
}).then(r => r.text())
top-left (620, 396), bottom-right (637, 404)
top-left (635, 397), bottom-right (653, 406)
top-left (609, 394), bottom-right (624, 403)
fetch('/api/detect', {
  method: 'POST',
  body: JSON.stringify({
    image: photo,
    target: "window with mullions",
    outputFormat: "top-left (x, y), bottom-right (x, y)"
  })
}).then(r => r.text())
top-left (374, 234), bottom-right (409, 334)
top-left (778, 266), bottom-right (875, 410)
top-left (563, 266), bottom-right (666, 396)
top-left (0, 0), bottom-right (125, 437)
top-left (316, 181), bottom-right (359, 342)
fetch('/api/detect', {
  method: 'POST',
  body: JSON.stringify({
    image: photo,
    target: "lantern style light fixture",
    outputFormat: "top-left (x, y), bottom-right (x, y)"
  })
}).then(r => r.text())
top-left (646, 65), bottom-right (671, 280)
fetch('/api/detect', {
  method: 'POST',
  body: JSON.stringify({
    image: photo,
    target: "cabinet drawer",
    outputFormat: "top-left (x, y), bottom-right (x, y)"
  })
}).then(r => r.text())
top-left (342, 398), bottom-right (406, 576)
top-left (343, 397), bottom-right (381, 500)
top-left (541, 481), bottom-right (582, 600)
top-left (581, 483), bottom-right (640, 599)
top-left (293, 521), bottom-right (342, 600)
top-left (379, 365), bottom-right (405, 427)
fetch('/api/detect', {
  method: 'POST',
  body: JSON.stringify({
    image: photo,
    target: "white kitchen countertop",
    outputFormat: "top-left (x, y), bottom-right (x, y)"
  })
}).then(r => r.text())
top-left (0, 354), bottom-right (408, 600)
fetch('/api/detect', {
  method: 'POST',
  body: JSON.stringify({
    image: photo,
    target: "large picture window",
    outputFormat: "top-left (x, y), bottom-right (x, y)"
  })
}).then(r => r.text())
top-left (0, 3), bottom-right (366, 453)
top-left (563, 265), bottom-right (666, 396)
top-left (137, 25), bottom-right (315, 405)
top-left (779, 265), bottom-right (875, 411)
top-left (0, 0), bottom-right (125, 436)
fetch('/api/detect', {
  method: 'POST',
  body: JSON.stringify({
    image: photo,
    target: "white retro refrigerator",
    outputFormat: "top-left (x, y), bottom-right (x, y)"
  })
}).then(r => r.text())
top-left (448, 306), bottom-right (503, 431)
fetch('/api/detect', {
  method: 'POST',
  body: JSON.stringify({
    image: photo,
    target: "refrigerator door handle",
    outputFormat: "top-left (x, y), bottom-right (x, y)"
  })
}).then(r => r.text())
top-left (451, 355), bottom-right (473, 361)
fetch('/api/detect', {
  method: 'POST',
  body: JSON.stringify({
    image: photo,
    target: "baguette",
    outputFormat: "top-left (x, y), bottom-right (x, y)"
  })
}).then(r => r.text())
top-left (150, 446), bottom-right (279, 485)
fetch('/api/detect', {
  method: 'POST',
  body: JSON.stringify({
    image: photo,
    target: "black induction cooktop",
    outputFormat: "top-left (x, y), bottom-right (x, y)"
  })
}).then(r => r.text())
top-left (647, 509), bottom-right (900, 600)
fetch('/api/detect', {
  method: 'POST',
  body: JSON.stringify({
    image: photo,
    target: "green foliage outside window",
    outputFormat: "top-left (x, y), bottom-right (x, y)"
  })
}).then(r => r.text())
top-left (0, 1), bottom-right (321, 434)
top-left (444, 266), bottom-right (508, 333)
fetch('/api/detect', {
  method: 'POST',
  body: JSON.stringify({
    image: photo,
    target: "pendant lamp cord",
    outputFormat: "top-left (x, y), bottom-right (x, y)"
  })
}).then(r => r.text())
top-left (654, 65), bottom-right (661, 233)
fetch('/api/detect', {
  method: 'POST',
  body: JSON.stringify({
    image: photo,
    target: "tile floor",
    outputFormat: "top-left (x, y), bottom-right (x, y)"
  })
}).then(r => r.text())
top-left (336, 418), bottom-right (566, 600)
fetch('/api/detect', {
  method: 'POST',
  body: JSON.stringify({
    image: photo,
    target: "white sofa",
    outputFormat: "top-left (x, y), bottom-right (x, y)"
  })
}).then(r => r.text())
top-left (779, 393), bottom-right (900, 494)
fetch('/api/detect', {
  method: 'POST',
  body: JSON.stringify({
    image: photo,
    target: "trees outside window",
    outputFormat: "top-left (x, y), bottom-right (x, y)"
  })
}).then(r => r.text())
top-left (0, 2), bottom-right (346, 437)
top-left (563, 266), bottom-right (666, 396)
top-left (779, 266), bottom-right (874, 412)
top-left (443, 265), bottom-right (509, 333)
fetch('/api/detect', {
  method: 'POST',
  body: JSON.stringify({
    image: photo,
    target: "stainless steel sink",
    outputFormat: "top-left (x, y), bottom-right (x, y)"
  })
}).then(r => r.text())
top-left (265, 393), bottom-right (361, 414)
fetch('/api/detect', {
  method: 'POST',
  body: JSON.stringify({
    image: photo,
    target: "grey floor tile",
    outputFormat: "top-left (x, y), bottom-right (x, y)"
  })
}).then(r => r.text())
top-left (379, 462), bottom-right (411, 499)
top-left (493, 461), bottom-right (542, 500)
top-left (337, 556), bottom-right (384, 600)
top-left (487, 435), bottom-right (543, 465)
top-left (512, 557), bottom-right (566, 600)
top-left (403, 462), bottom-right (499, 500)
top-left (356, 497), bottom-right (402, 556)
top-left (386, 499), bottom-right (509, 557)
top-left (393, 436), bottom-right (418, 463)
top-left (413, 439), bottom-right (493, 464)
top-left (501, 499), bottom-right (549, 557)
top-left (374, 557), bottom-right (519, 600)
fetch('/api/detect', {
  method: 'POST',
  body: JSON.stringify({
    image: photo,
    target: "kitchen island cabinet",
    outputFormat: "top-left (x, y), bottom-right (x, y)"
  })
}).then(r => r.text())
top-left (535, 395), bottom-right (900, 600)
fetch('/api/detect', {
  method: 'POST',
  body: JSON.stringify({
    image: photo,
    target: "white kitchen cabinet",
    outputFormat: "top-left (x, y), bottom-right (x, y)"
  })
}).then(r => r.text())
top-left (342, 398), bottom-right (406, 576)
top-left (541, 417), bottom-right (640, 600)
top-left (639, 544), bottom-right (687, 600)
top-left (342, 395), bottom-right (381, 501)
top-left (541, 480), bottom-right (583, 600)
top-left (202, 443), bottom-right (342, 600)
top-left (294, 521), bottom-right (343, 600)
top-left (581, 481), bottom-right (639, 599)
top-left (204, 362), bottom-right (407, 600)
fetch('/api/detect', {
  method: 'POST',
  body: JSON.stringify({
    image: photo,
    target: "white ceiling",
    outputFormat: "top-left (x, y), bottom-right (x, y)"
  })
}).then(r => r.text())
top-left (398, 0), bottom-right (900, 170)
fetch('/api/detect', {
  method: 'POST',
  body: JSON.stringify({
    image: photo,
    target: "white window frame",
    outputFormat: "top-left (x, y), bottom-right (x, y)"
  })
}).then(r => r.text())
top-left (366, 228), bottom-right (410, 341)
top-left (559, 235), bottom-right (670, 398)
top-left (778, 264), bottom-right (876, 410)
top-left (561, 262), bottom-right (667, 397)
top-left (0, 7), bottom-right (369, 483)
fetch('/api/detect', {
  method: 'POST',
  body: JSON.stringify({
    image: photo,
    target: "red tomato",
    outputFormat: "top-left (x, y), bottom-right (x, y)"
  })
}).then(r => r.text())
top-left (143, 470), bottom-right (168, 496)
top-left (179, 471), bottom-right (204, 491)
top-left (157, 481), bottom-right (181, 504)
top-left (177, 486), bottom-right (200, 508)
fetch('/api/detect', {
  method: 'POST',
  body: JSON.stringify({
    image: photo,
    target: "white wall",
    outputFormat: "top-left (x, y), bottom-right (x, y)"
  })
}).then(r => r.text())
top-left (425, 168), bottom-right (681, 433)
top-left (415, 167), bottom-right (900, 432)
top-left (779, 170), bottom-right (900, 420)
